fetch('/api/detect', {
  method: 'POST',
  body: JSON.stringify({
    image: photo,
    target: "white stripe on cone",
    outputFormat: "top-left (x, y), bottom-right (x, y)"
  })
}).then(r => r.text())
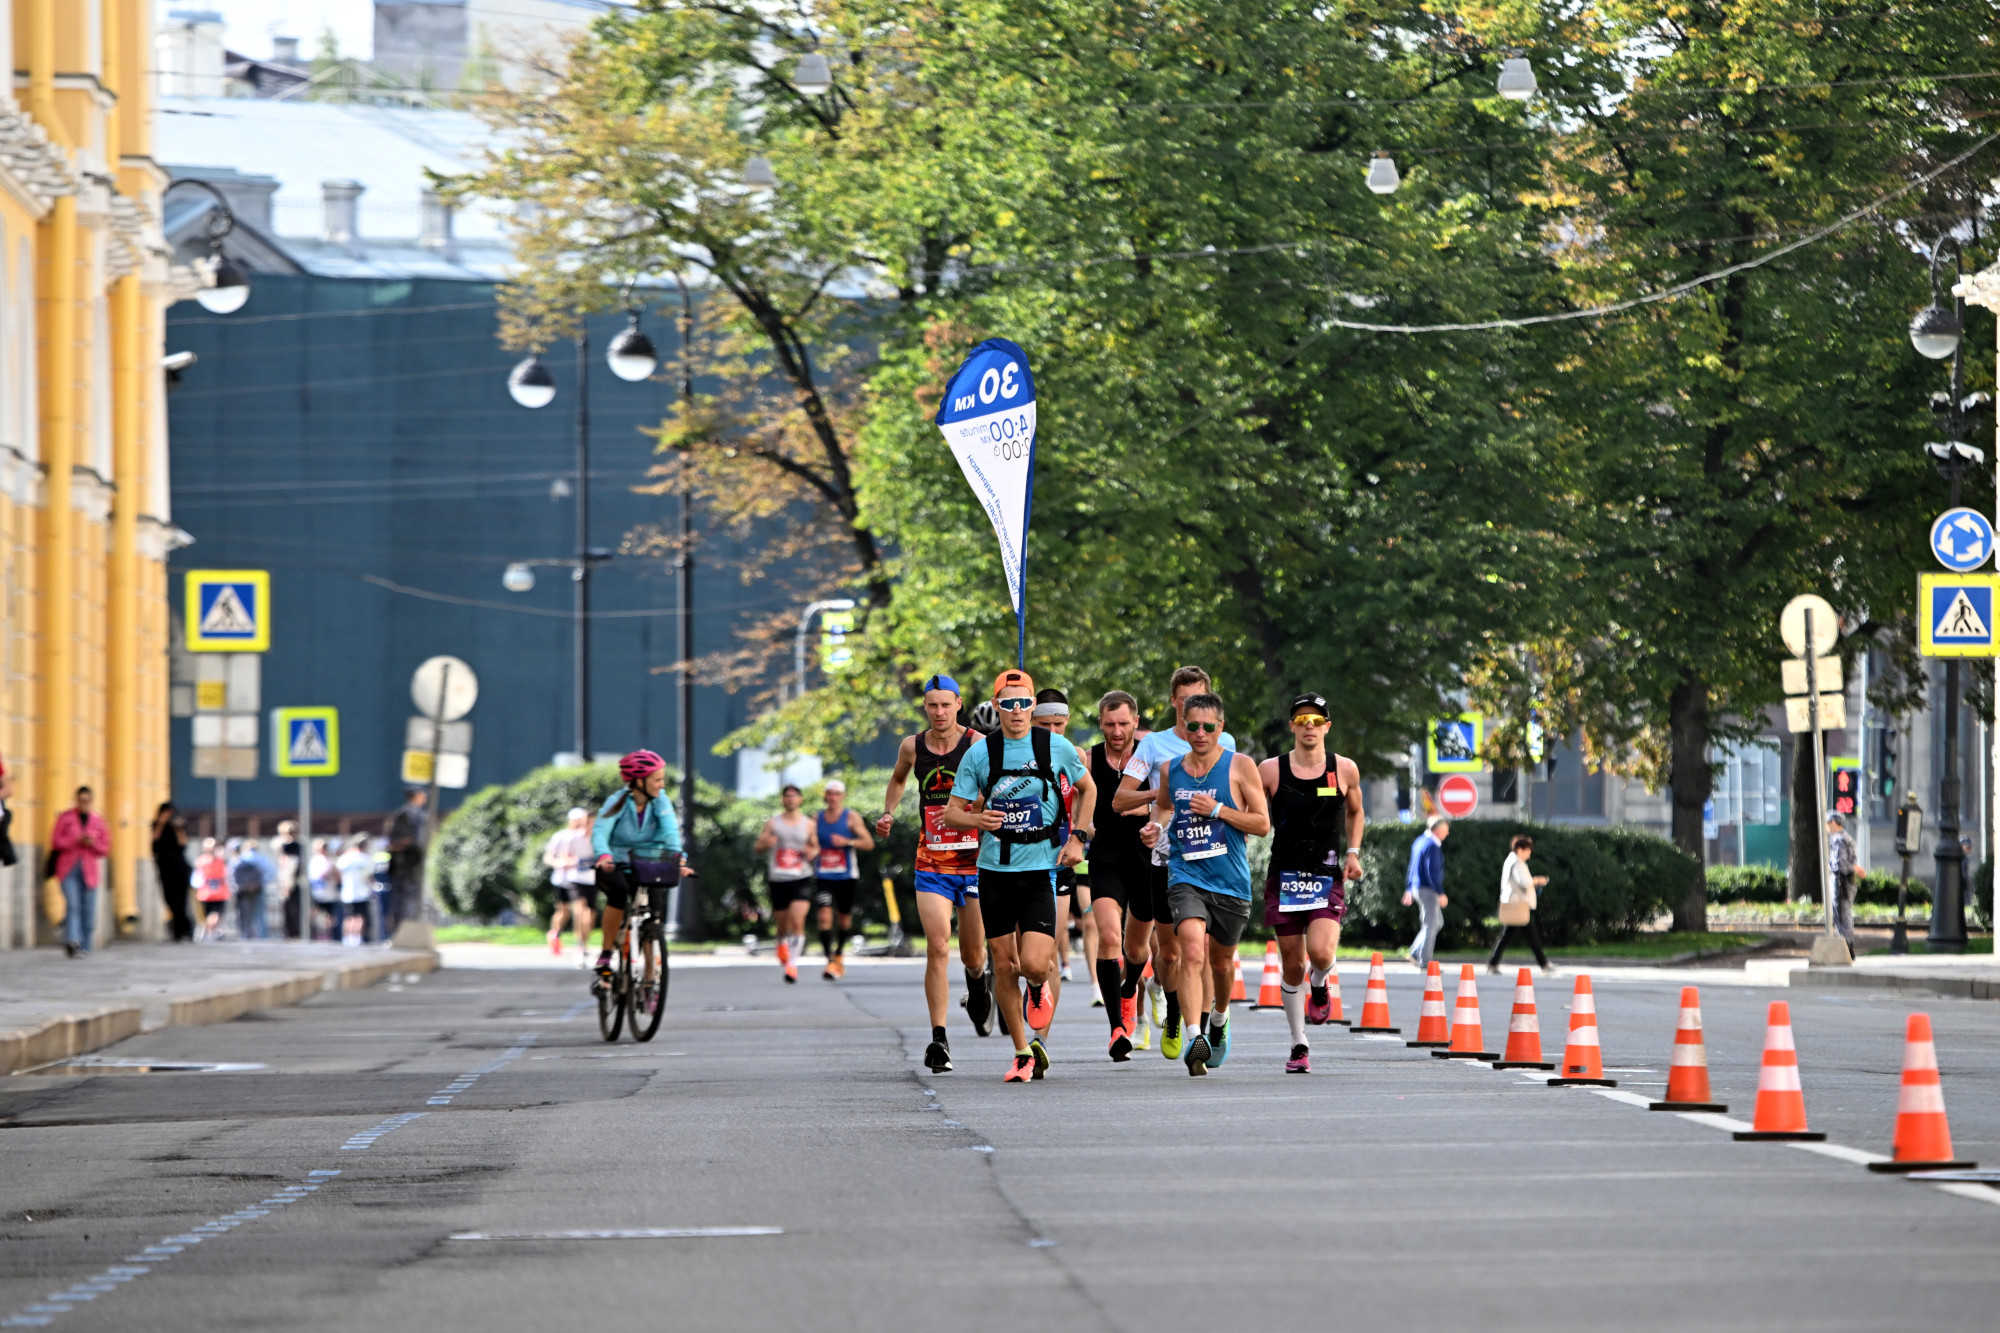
top-left (1511, 1012), bottom-right (1539, 1033)
top-left (1671, 1045), bottom-right (1707, 1067)
top-left (1759, 1063), bottom-right (1803, 1092)
top-left (1898, 1082), bottom-right (1947, 1115)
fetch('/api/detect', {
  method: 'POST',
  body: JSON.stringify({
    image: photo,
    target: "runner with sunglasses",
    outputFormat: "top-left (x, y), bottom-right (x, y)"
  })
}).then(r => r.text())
top-left (877, 674), bottom-right (993, 1073)
top-left (1114, 665), bottom-right (1235, 1060)
top-left (1137, 692), bottom-right (1269, 1076)
top-left (943, 669), bottom-right (1094, 1083)
top-left (1258, 693), bottom-right (1365, 1073)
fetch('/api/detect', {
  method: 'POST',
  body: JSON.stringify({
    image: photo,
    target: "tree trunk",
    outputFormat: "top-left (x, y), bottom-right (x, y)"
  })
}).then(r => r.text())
top-left (1788, 735), bottom-right (1820, 907)
top-left (1667, 678), bottom-right (1711, 932)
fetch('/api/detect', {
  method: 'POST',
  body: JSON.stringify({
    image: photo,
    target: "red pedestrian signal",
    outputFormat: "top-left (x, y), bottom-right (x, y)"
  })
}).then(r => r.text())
top-left (1830, 762), bottom-right (1860, 818)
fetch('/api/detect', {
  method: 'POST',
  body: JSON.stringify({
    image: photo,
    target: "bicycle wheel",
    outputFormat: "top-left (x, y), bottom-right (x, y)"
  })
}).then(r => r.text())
top-left (598, 931), bottom-right (626, 1042)
top-left (633, 921), bottom-right (668, 1042)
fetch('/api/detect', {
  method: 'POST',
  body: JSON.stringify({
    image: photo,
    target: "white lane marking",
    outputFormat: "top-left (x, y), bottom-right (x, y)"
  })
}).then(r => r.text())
top-left (422, 1031), bottom-right (540, 1107)
top-left (1930, 1183), bottom-right (2000, 1208)
top-left (447, 1228), bottom-right (783, 1241)
top-left (340, 1111), bottom-right (427, 1149)
top-left (1790, 1141), bottom-right (1890, 1166)
top-left (1676, 1111), bottom-right (1755, 1133)
top-left (1591, 1090), bottom-right (1656, 1109)
top-left (0, 1172), bottom-right (340, 1329)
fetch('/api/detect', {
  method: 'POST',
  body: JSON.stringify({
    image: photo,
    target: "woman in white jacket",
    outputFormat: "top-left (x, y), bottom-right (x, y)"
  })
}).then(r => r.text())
top-left (1487, 834), bottom-right (1555, 975)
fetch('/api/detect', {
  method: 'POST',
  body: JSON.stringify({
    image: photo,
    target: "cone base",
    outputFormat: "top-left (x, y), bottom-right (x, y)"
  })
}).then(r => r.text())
top-left (1492, 1059), bottom-right (1555, 1070)
top-left (1648, 1101), bottom-right (1728, 1113)
top-left (1434, 1050), bottom-right (1498, 1061)
top-left (1866, 1159), bottom-right (1978, 1173)
top-left (1352, 1026), bottom-right (1401, 1034)
top-left (1732, 1130), bottom-right (1826, 1141)
top-left (1549, 1077), bottom-right (1618, 1087)
top-left (1405, 1039), bottom-right (1450, 1048)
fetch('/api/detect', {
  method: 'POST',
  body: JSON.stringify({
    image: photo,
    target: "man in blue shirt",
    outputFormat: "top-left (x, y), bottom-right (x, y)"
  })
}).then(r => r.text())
top-left (946, 669), bottom-right (1095, 1084)
top-left (1404, 815), bottom-right (1451, 969)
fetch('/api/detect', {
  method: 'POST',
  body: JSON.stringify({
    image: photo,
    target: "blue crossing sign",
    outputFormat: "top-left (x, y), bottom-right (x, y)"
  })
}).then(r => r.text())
top-left (272, 707), bottom-right (340, 777)
top-left (1918, 574), bottom-right (2000, 658)
top-left (185, 569), bottom-right (270, 652)
top-left (1930, 507), bottom-right (1994, 573)
top-left (1425, 713), bottom-right (1484, 774)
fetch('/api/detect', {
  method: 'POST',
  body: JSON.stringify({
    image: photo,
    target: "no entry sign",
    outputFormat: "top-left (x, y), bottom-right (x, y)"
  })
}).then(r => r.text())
top-left (1437, 773), bottom-right (1479, 819)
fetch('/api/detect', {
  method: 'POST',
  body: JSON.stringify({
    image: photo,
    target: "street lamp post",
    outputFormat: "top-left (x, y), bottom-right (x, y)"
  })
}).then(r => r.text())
top-left (675, 281), bottom-right (697, 873)
top-left (1909, 235), bottom-right (1995, 953)
top-left (795, 599), bottom-right (858, 700)
top-left (163, 179), bottom-right (252, 314)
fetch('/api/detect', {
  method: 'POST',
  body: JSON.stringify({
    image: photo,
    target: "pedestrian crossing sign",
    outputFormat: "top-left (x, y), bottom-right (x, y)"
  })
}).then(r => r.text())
top-left (185, 570), bottom-right (270, 652)
top-left (1426, 713), bottom-right (1484, 773)
top-left (272, 707), bottom-right (340, 777)
top-left (1918, 574), bottom-right (2000, 657)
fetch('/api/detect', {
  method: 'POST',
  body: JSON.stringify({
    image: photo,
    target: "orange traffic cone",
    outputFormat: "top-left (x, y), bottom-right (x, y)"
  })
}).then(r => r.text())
top-left (1648, 987), bottom-right (1727, 1113)
top-left (1407, 961), bottom-right (1450, 1047)
top-left (1733, 1000), bottom-right (1825, 1140)
top-left (1256, 941), bottom-right (1282, 1008)
top-left (1493, 968), bottom-right (1553, 1070)
top-left (1231, 953), bottom-right (1248, 1002)
top-left (1352, 952), bottom-right (1399, 1033)
top-left (1436, 965), bottom-right (1498, 1060)
top-left (1548, 974), bottom-right (1617, 1086)
top-left (1866, 1014), bottom-right (1977, 1172)
top-left (1324, 964), bottom-right (1347, 1026)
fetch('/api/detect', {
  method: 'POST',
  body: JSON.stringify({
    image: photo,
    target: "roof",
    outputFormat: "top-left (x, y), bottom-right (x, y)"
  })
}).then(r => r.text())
top-left (157, 95), bottom-right (517, 280)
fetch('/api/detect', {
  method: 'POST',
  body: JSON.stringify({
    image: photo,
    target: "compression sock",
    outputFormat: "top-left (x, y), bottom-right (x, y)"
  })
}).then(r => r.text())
top-left (819, 929), bottom-right (835, 960)
top-left (1282, 982), bottom-right (1307, 1045)
top-left (965, 965), bottom-right (989, 999)
top-left (1164, 990), bottom-right (1181, 1029)
top-left (1198, 1011), bottom-right (1210, 1037)
top-left (1308, 961), bottom-right (1335, 988)
top-left (1121, 961), bottom-right (1144, 1000)
top-left (1097, 959), bottom-right (1126, 1031)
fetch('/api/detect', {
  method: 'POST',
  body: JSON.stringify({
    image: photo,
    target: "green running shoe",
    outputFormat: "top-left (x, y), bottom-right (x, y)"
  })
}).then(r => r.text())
top-left (1161, 1016), bottom-right (1183, 1061)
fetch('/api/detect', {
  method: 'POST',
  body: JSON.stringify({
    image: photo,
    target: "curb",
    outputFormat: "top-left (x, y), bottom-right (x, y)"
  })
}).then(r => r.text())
top-left (2, 949), bottom-right (438, 1075)
top-left (1790, 967), bottom-right (2000, 1002)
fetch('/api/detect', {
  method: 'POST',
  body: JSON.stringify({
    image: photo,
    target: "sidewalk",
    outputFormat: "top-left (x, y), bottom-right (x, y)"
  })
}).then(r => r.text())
top-left (1785, 950), bottom-right (2000, 1001)
top-left (0, 941), bottom-right (437, 1075)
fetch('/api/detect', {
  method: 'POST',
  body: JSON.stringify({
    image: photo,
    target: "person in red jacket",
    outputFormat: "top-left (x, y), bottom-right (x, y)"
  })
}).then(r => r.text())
top-left (52, 786), bottom-right (110, 957)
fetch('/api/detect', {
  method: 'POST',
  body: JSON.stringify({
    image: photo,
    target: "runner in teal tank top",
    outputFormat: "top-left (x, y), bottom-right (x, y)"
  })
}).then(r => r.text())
top-left (1138, 691), bottom-right (1270, 1077)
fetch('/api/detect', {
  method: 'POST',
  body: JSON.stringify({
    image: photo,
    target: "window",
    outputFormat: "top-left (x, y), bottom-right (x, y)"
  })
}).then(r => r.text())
top-left (1532, 731), bottom-right (1604, 819)
top-left (1712, 740), bottom-right (1782, 826)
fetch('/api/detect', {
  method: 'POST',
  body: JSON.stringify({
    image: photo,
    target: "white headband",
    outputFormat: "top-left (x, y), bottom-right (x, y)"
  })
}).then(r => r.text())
top-left (1032, 702), bottom-right (1069, 719)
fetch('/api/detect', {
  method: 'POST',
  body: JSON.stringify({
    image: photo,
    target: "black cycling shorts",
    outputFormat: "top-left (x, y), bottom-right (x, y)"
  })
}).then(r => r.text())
top-left (977, 868), bottom-right (1058, 939)
top-left (768, 874), bottom-right (815, 911)
top-left (1124, 859), bottom-right (1174, 925)
top-left (814, 877), bottom-right (858, 915)
top-left (597, 863), bottom-right (634, 913)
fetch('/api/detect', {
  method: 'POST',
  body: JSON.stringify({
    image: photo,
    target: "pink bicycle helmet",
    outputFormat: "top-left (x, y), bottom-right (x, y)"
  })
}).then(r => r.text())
top-left (618, 749), bottom-right (667, 783)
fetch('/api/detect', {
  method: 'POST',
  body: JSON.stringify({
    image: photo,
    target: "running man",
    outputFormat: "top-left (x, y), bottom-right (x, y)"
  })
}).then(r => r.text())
top-left (1032, 688), bottom-right (1085, 1044)
top-left (753, 784), bottom-right (818, 983)
top-left (1138, 691), bottom-right (1269, 1076)
top-left (542, 806), bottom-right (597, 962)
top-left (1115, 665), bottom-right (1236, 1060)
top-left (877, 674), bottom-right (994, 1072)
top-left (944, 669), bottom-right (1095, 1083)
top-left (1259, 693), bottom-right (1365, 1073)
top-left (1085, 689), bottom-right (1149, 1060)
top-left (813, 779), bottom-right (875, 981)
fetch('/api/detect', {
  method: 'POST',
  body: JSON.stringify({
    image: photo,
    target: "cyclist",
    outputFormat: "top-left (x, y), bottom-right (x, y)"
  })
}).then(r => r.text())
top-left (592, 751), bottom-right (683, 1003)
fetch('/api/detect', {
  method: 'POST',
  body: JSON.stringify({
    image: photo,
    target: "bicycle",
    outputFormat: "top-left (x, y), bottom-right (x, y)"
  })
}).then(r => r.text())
top-left (596, 879), bottom-right (671, 1043)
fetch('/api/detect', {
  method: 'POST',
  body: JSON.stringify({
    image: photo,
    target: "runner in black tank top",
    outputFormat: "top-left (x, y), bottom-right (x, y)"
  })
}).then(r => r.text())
top-left (1082, 690), bottom-right (1150, 1059)
top-left (876, 676), bottom-right (993, 1073)
top-left (1257, 692), bottom-right (1366, 1074)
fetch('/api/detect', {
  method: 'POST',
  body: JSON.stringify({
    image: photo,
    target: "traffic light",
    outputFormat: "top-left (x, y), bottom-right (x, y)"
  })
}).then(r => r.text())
top-left (1830, 758), bottom-right (1861, 819)
top-left (1878, 727), bottom-right (1898, 799)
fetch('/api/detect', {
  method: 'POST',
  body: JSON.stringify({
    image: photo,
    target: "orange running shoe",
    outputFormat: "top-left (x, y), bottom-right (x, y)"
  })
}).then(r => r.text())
top-left (1120, 993), bottom-right (1137, 1035)
top-left (1003, 1052), bottom-right (1035, 1083)
top-left (830, 956), bottom-right (846, 979)
top-left (1024, 981), bottom-right (1054, 1030)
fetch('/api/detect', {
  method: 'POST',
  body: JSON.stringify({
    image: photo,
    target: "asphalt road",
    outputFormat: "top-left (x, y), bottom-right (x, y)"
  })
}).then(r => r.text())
top-left (3, 957), bottom-right (1998, 1332)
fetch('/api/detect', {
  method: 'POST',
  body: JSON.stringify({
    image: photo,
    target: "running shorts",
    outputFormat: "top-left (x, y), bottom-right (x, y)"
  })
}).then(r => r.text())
top-left (814, 877), bottom-right (859, 915)
top-left (1125, 859), bottom-right (1174, 924)
top-left (1168, 882), bottom-right (1252, 950)
top-left (556, 880), bottom-right (595, 905)
top-left (1084, 859), bottom-right (1131, 912)
top-left (976, 868), bottom-right (1058, 938)
top-left (1262, 868), bottom-right (1347, 934)
top-left (768, 874), bottom-right (815, 911)
top-left (915, 870), bottom-right (979, 905)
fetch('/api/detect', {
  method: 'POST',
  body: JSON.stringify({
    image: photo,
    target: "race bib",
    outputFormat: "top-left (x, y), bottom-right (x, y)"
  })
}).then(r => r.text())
top-left (1173, 800), bottom-right (1228, 861)
top-left (774, 847), bottom-right (806, 874)
top-left (990, 795), bottom-right (1044, 834)
top-left (922, 802), bottom-right (977, 851)
top-left (817, 847), bottom-right (850, 875)
top-left (1278, 871), bottom-right (1334, 912)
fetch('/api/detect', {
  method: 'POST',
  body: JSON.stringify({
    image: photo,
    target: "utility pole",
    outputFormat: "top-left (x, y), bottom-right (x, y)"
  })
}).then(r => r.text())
top-left (573, 327), bottom-right (592, 763)
top-left (676, 279), bottom-right (699, 938)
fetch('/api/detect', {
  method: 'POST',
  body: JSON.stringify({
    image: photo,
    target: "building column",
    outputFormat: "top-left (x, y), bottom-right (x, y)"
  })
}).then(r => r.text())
top-left (108, 272), bottom-right (143, 932)
top-left (38, 194), bottom-right (79, 828)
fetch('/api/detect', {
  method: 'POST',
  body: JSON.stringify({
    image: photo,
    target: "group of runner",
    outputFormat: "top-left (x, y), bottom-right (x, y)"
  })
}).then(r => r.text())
top-left (757, 664), bottom-right (1365, 1082)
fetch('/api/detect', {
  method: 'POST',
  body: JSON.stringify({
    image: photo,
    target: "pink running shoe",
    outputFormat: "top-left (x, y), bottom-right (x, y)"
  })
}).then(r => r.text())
top-left (1305, 985), bottom-right (1331, 1026)
top-left (1120, 993), bottom-right (1137, 1034)
top-left (1003, 1052), bottom-right (1035, 1083)
top-left (1024, 981), bottom-right (1054, 1031)
top-left (1286, 1043), bottom-right (1311, 1074)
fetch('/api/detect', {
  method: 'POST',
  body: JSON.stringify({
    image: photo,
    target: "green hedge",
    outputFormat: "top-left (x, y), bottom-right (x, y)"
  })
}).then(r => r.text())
top-left (1345, 820), bottom-right (1699, 951)
top-left (432, 762), bottom-right (923, 938)
top-left (1705, 863), bottom-right (1932, 907)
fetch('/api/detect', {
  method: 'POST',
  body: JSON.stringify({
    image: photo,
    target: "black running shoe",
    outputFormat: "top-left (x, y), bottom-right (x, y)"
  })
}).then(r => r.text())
top-left (924, 1040), bottom-right (953, 1073)
top-left (964, 983), bottom-right (995, 1037)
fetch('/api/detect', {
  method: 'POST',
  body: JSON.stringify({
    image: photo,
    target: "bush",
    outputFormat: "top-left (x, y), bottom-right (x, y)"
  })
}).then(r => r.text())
top-left (1704, 862), bottom-right (1931, 908)
top-left (432, 763), bottom-right (925, 940)
top-left (1346, 820), bottom-right (1697, 950)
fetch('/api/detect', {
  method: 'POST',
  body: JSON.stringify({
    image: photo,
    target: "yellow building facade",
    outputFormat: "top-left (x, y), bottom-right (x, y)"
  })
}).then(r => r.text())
top-left (2, 0), bottom-right (180, 947)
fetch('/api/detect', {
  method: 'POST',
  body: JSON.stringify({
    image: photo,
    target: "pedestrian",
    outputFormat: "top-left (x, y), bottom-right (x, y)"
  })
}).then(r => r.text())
top-left (1403, 814), bottom-right (1450, 970)
top-left (276, 820), bottom-right (303, 939)
top-left (151, 802), bottom-right (194, 942)
top-left (0, 749), bottom-right (17, 870)
top-left (232, 837), bottom-right (275, 940)
top-left (386, 788), bottom-right (429, 937)
top-left (1826, 812), bottom-right (1860, 946)
top-left (308, 838), bottom-right (339, 941)
top-left (543, 807), bottom-right (597, 961)
top-left (371, 837), bottom-right (393, 942)
top-left (51, 786), bottom-right (110, 957)
top-left (1487, 834), bottom-right (1555, 975)
top-left (194, 836), bottom-right (230, 939)
top-left (337, 837), bottom-right (376, 946)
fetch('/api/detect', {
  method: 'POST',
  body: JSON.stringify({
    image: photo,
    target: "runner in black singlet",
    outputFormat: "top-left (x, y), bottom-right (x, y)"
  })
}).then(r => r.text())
top-left (1086, 690), bottom-right (1148, 1060)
